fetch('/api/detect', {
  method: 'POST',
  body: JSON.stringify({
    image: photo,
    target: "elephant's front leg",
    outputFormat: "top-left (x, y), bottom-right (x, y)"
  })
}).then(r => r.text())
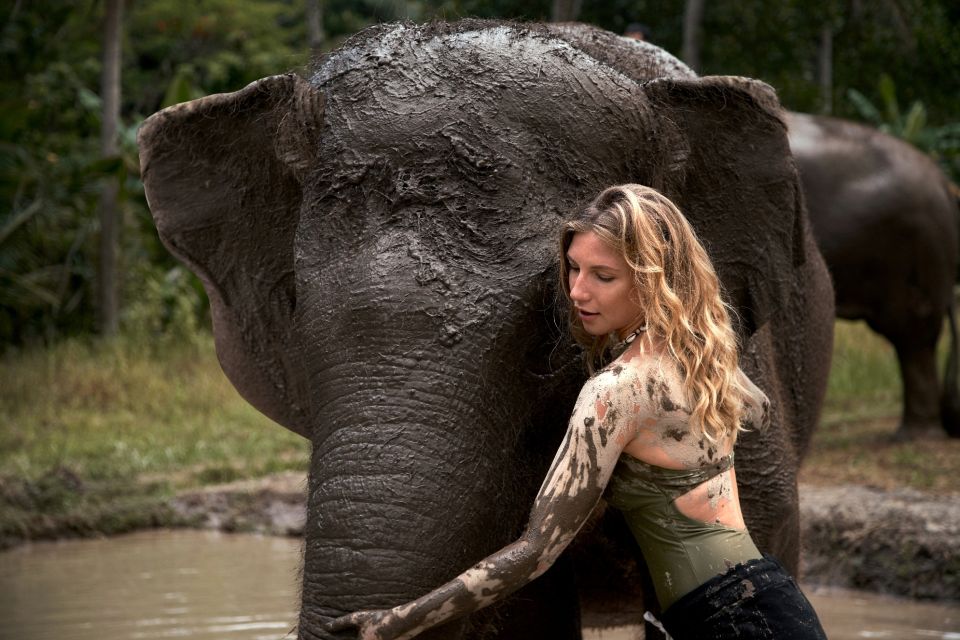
top-left (894, 341), bottom-right (943, 439)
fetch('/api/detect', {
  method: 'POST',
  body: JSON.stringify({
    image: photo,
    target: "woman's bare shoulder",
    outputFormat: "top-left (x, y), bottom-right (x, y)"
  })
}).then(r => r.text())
top-left (590, 351), bottom-right (665, 392)
top-left (578, 352), bottom-right (684, 422)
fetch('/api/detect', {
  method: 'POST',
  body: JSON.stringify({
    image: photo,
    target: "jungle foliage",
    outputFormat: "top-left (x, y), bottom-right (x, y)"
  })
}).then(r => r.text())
top-left (847, 74), bottom-right (960, 181)
top-left (2, 0), bottom-right (959, 346)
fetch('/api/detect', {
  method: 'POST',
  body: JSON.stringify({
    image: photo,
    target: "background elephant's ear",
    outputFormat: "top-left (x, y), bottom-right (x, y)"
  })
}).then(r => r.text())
top-left (645, 75), bottom-right (806, 338)
top-left (138, 74), bottom-right (322, 438)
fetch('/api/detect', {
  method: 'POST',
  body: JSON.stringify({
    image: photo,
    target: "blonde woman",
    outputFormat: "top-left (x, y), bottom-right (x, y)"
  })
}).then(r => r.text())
top-left (328, 184), bottom-right (827, 640)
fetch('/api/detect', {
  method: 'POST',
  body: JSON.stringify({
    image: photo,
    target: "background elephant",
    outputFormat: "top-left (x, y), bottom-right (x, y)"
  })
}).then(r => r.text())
top-left (787, 112), bottom-right (960, 439)
top-left (138, 20), bottom-right (834, 640)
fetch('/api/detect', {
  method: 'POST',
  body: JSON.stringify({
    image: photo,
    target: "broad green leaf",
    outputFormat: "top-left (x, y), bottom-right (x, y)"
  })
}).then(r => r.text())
top-left (903, 102), bottom-right (927, 142)
top-left (161, 65), bottom-right (204, 109)
top-left (77, 87), bottom-right (102, 113)
top-left (878, 74), bottom-right (900, 127)
top-left (847, 89), bottom-right (883, 125)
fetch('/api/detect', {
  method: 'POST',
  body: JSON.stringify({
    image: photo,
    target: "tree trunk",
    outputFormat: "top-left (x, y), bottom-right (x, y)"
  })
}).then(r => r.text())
top-left (98, 0), bottom-right (122, 336)
top-left (682, 0), bottom-right (705, 73)
top-left (550, 0), bottom-right (582, 23)
top-left (306, 0), bottom-right (324, 56)
top-left (817, 23), bottom-right (833, 114)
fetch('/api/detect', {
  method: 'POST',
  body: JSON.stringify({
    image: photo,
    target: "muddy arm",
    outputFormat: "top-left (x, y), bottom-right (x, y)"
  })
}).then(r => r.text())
top-left (326, 371), bottom-right (634, 640)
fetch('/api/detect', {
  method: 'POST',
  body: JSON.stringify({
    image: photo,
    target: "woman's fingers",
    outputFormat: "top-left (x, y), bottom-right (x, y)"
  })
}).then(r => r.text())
top-left (324, 609), bottom-right (390, 639)
top-left (324, 613), bottom-right (361, 632)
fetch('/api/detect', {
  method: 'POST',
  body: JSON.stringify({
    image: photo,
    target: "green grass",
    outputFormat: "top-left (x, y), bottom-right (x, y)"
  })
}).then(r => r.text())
top-left (0, 332), bottom-right (309, 547)
top-left (0, 333), bottom-right (308, 482)
top-left (822, 320), bottom-right (903, 423)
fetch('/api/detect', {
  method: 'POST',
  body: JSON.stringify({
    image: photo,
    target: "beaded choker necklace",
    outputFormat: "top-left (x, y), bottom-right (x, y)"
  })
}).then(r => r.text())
top-left (612, 324), bottom-right (647, 352)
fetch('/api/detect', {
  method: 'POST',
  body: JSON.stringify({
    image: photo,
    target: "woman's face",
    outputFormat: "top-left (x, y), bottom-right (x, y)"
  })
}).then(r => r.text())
top-left (566, 231), bottom-right (645, 337)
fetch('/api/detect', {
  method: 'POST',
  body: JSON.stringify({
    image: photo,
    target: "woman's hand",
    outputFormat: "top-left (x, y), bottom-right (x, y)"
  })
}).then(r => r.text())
top-left (325, 609), bottom-right (392, 640)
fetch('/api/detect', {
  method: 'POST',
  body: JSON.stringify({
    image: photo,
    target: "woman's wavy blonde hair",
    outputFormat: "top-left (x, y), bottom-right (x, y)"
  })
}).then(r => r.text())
top-left (559, 184), bottom-right (751, 442)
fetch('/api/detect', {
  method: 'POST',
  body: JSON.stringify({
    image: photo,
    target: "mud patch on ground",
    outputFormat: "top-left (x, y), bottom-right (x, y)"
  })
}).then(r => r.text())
top-left (799, 483), bottom-right (960, 600)
top-left (169, 471), bottom-right (307, 536)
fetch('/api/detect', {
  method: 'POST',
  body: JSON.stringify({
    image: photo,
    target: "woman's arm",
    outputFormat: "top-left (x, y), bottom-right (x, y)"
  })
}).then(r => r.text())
top-left (326, 370), bottom-right (636, 640)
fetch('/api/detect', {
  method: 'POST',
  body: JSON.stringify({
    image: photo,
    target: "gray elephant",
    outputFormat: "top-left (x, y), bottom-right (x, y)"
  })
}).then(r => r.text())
top-left (787, 112), bottom-right (960, 439)
top-left (138, 20), bottom-right (833, 640)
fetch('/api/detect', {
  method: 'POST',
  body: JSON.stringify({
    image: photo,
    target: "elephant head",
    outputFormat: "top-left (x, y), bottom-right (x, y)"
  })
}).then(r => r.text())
top-left (139, 20), bottom-right (833, 640)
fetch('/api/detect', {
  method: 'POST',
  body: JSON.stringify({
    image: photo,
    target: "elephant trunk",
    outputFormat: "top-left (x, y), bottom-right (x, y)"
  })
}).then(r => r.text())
top-left (294, 371), bottom-right (570, 638)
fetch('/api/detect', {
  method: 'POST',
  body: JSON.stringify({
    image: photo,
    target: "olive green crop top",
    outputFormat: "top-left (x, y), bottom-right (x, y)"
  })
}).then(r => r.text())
top-left (604, 452), bottom-right (761, 610)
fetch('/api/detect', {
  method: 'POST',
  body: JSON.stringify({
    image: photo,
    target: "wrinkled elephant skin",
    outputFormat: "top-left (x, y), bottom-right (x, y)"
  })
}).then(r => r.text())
top-left (138, 21), bottom-right (834, 640)
top-left (788, 112), bottom-right (960, 439)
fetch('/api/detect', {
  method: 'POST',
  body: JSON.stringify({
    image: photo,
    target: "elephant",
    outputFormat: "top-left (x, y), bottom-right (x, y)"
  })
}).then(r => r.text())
top-left (787, 112), bottom-right (960, 439)
top-left (138, 20), bottom-right (834, 640)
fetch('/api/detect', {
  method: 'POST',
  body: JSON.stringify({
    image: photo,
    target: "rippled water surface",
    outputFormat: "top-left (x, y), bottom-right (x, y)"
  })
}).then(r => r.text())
top-left (1, 530), bottom-right (300, 639)
top-left (1, 529), bottom-right (957, 639)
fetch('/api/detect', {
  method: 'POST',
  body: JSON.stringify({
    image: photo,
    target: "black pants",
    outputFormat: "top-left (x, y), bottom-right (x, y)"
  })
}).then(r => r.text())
top-left (660, 554), bottom-right (828, 639)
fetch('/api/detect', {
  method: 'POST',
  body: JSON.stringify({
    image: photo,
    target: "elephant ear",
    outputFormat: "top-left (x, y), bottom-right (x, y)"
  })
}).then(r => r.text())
top-left (138, 74), bottom-right (322, 438)
top-left (644, 76), bottom-right (806, 338)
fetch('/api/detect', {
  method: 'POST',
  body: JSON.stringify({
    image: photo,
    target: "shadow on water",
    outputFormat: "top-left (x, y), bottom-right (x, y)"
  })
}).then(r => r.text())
top-left (1, 530), bottom-right (957, 640)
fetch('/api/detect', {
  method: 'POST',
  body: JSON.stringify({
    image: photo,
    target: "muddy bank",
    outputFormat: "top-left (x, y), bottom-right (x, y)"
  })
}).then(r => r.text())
top-left (170, 471), bottom-right (307, 537)
top-left (169, 473), bottom-right (959, 601)
top-left (799, 484), bottom-right (959, 600)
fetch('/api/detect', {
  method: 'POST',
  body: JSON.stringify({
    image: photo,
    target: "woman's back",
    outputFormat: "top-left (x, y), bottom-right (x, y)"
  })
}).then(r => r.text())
top-left (599, 345), bottom-right (768, 607)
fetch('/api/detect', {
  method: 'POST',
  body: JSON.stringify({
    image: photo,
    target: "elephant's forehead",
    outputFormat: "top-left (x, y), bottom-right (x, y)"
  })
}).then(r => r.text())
top-left (307, 30), bottom-right (658, 207)
top-left (311, 24), bottom-right (649, 150)
top-left (311, 24), bottom-right (635, 91)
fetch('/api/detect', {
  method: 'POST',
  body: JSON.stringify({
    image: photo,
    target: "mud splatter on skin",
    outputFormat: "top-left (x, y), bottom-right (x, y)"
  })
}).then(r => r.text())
top-left (645, 373), bottom-right (682, 414)
top-left (645, 376), bottom-right (657, 403)
top-left (659, 391), bottom-right (680, 413)
top-left (704, 472), bottom-right (734, 510)
top-left (694, 437), bottom-right (718, 465)
top-left (664, 427), bottom-right (686, 442)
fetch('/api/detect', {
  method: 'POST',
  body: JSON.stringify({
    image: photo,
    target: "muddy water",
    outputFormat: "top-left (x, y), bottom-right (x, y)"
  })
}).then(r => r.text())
top-left (0, 530), bottom-right (300, 639)
top-left (1, 530), bottom-right (957, 640)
